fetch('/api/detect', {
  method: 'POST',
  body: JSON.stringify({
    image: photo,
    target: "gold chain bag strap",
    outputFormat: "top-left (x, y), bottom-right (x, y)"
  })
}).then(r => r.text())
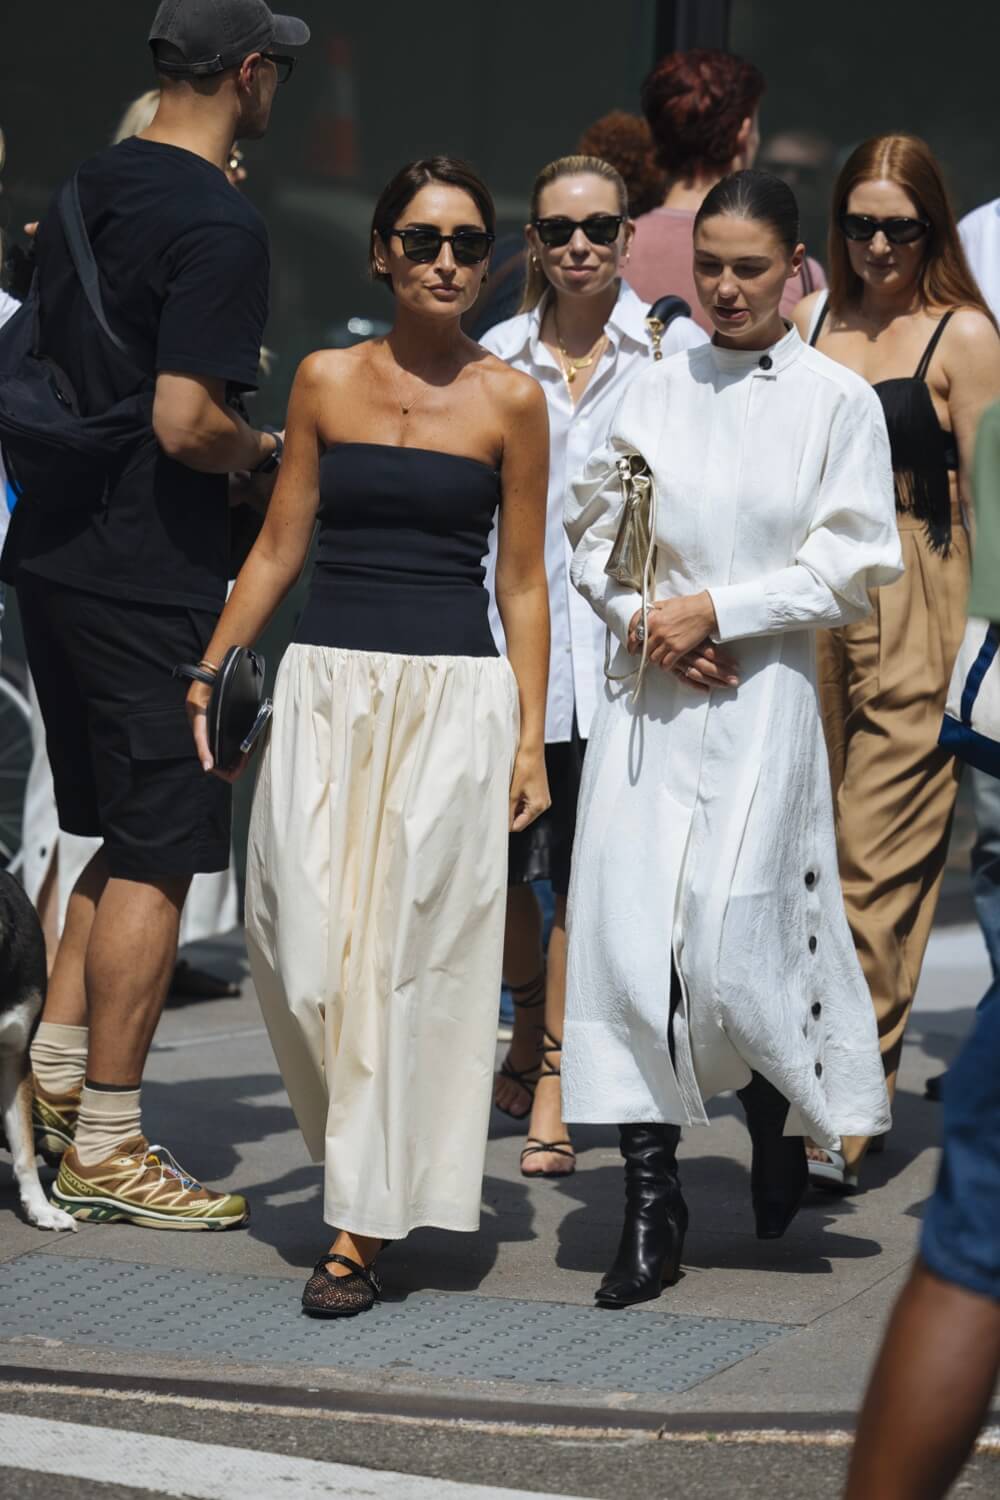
top-left (603, 452), bottom-right (657, 696)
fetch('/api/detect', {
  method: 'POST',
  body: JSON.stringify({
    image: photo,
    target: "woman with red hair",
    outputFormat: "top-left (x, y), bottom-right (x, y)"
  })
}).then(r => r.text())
top-left (628, 49), bottom-right (825, 328)
top-left (793, 134), bottom-right (1000, 1191)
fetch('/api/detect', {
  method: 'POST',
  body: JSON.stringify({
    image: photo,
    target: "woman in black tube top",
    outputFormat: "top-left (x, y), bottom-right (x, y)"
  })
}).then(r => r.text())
top-left (187, 157), bottom-right (551, 1315)
top-left (793, 134), bottom-right (1000, 1192)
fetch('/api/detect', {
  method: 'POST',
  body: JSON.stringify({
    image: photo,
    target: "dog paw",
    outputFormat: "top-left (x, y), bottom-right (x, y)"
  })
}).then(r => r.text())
top-left (25, 1200), bottom-right (78, 1233)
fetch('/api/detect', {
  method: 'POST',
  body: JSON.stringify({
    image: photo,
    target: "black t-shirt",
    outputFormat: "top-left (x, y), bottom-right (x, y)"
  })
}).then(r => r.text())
top-left (1, 138), bottom-right (270, 609)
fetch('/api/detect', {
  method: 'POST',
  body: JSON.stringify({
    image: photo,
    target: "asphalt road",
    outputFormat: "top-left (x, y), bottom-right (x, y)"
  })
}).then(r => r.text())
top-left (1, 1384), bottom-right (998, 1500)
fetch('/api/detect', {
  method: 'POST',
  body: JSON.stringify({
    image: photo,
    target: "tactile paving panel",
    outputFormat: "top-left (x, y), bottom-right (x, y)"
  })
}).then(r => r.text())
top-left (0, 1256), bottom-right (790, 1394)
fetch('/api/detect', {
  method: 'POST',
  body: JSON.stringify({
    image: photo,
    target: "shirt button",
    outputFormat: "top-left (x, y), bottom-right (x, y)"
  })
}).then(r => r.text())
top-left (812, 1002), bottom-right (822, 1018)
top-left (808, 935), bottom-right (818, 953)
top-left (815, 1062), bottom-right (823, 1078)
top-left (805, 870), bottom-right (816, 888)
top-left (759, 354), bottom-right (773, 370)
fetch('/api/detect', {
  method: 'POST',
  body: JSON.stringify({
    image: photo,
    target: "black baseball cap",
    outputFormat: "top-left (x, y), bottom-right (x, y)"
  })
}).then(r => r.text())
top-left (149, 0), bottom-right (310, 76)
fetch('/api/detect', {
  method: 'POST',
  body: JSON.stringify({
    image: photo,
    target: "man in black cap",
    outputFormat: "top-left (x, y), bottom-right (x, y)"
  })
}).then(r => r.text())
top-left (1, 1), bottom-right (309, 1230)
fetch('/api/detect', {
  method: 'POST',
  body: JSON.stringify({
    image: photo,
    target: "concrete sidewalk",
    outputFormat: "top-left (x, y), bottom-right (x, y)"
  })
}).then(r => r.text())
top-left (0, 920), bottom-right (995, 1434)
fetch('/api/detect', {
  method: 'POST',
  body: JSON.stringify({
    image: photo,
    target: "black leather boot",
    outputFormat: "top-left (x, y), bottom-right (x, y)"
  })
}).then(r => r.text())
top-left (595, 1123), bottom-right (688, 1309)
top-left (738, 1072), bottom-right (808, 1239)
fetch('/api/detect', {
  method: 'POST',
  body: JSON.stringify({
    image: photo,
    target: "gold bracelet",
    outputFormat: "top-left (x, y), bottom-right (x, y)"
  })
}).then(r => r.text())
top-left (197, 658), bottom-right (219, 675)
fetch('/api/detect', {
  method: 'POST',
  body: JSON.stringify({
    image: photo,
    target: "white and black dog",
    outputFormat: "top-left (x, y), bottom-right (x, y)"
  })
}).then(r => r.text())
top-left (0, 870), bottom-right (76, 1231)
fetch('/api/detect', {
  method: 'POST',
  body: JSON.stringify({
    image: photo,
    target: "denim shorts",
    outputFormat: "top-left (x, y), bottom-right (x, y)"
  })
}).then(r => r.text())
top-left (920, 993), bottom-right (1000, 1301)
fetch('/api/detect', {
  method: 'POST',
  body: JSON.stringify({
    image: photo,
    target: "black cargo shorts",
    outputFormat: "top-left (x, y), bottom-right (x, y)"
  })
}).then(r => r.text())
top-left (18, 573), bottom-right (230, 881)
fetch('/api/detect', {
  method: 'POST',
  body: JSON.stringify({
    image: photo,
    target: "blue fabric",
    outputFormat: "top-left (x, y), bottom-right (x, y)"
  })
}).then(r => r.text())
top-left (939, 715), bottom-right (1000, 778)
top-left (960, 624), bottom-right (1000, 725)
top-left (971, 768), bottom-right (1000, 1012)
top-left (920, 995), bottom-right (1000, 1300)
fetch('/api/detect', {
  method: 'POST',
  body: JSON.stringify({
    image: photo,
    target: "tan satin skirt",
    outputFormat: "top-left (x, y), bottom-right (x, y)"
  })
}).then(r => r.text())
top-left (245, 644), bottom-right (518, 1238)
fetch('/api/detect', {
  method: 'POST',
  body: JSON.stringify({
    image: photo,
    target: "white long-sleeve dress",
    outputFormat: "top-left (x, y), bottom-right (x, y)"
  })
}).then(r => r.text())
top-left (562, 325), bottom-right (904, 1149)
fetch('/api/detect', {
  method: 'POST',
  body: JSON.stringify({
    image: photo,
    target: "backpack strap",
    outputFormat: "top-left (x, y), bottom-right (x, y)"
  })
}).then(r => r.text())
top-left (56, 174), bottom-right (136, 361)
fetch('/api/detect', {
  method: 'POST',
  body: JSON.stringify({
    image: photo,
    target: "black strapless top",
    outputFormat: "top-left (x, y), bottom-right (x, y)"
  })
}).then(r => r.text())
top-left (811, 301), bottom-right (957, 553)
top-left (295, 443), bottom-right (500, 657)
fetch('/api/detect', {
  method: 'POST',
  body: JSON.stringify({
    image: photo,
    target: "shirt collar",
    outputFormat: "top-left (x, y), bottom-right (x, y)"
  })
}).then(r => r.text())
top-left (524, 279), bottom-right (652, 360)
top-left (707, 320), bottom-right (803, 378)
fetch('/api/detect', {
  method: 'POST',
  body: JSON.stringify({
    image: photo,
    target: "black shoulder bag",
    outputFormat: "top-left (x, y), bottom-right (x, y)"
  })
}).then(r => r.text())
top-left (0, 173), bottom-right (153, 511)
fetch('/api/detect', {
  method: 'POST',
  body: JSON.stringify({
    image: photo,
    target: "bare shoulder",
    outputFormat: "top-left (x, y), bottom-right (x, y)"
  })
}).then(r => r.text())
top-left (792, 288), bottom-right (825, 336)
top-left (940, 306), bottom-right (1000, 359)
top-left (473, 347), bottom-right (545, 418)
top-left (293, 344), bottom-right (369, 393)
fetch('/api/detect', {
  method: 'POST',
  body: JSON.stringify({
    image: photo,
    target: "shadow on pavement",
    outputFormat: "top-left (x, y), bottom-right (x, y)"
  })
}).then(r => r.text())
top-left (552, 1158), bottom-right (883, 1280)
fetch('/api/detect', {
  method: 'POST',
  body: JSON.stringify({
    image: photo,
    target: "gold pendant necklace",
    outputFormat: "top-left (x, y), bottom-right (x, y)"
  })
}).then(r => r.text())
top-left (553, 311), bottom-right (607, 388)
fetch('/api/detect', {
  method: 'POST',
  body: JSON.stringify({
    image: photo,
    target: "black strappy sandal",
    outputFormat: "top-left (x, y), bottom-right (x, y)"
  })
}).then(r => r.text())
top-left (519, 1030), bottom-right (576, 1178)
top-left (494, 971), bottom-right (545, 1121)
top-left (301, 1252), bottom-right (382, 1318)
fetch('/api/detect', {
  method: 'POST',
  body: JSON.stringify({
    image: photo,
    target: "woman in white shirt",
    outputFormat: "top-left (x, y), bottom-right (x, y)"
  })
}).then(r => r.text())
top-left (564, 170), bottom-right (903, 1307)
top-left (481, 155), bottom-right (704, 1177)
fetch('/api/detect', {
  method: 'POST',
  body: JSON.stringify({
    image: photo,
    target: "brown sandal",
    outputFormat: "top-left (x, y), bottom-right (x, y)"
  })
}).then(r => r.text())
top-left (301, 1252), bottom-right (382, 1318)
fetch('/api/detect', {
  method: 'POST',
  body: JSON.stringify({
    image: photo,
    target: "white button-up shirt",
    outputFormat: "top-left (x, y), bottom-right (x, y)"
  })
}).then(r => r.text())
top-left (481, 280), bottom-right (706, 741)
top-left (959, 198), bottom-right (1000, 322)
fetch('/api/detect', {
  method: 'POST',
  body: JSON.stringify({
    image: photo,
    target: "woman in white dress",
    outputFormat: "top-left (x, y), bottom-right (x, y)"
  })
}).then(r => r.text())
top-left (187, 158), bottom-right (550, 1315)
top-left (563, 170), bottom-right (904, 1309)
top-left (482, 155), bottom-right (705, 1178)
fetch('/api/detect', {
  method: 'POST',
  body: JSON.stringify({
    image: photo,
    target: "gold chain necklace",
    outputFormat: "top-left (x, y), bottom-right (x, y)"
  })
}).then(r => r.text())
top-left (552, 310), bottom-right (607, 388)
top-left (381, 341), bottom-right (430, 417)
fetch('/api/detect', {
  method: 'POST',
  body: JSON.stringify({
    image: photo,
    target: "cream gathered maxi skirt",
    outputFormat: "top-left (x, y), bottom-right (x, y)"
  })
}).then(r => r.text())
top-left (245, 644), bottom-right (519, 1240)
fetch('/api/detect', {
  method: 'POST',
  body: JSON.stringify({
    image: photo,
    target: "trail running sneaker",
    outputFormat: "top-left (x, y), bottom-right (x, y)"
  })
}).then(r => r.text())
top-left (32, 1078), bottom-right (81, 1165)
top-left (52, 1137), bottom-right (249, 1230)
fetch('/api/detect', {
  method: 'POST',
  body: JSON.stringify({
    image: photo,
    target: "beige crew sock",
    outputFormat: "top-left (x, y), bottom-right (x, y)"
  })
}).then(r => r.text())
top-left (74, 1085), bottom-right (143, 1167)
top-left (30, 1022), bottom-right (89, 1095)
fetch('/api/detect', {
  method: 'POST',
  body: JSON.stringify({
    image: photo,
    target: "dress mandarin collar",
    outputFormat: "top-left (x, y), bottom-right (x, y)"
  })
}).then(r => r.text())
top-left (707, 320), bottom-right (802, 378)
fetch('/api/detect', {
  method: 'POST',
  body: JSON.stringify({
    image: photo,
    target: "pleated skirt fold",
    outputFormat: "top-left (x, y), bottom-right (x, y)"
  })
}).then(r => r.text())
top-left (245, 644), bottom-right (518, 1238)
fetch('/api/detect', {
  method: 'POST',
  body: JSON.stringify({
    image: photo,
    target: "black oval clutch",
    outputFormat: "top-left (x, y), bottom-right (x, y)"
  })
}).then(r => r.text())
top-left (209, 646), bottom-right (271, 770)
top-left (174, 646), bottom-right (272, 772)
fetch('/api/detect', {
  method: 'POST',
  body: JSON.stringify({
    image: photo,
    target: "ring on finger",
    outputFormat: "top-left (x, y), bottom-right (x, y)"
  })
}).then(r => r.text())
top-left (635, 620), bottom-right (646, 644)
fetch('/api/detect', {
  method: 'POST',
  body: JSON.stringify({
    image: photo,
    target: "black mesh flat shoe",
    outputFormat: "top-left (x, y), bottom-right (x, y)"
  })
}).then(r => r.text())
top-left (301, 1253), bottom-right (382, 1318)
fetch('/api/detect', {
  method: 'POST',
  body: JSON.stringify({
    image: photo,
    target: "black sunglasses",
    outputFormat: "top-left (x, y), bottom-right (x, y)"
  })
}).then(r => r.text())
top-left (533, 214), bottom-right (625, 248)
top-left (263, 53), bottom-right (296, 85)
top-left (840, 212), bottom-right (929, 246)
top-left (388, 227), bottom-right (494, 266)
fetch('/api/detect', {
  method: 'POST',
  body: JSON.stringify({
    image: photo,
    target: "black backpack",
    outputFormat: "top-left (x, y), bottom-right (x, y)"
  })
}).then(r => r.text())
top-left (0, 174), bottom-right (154, 511)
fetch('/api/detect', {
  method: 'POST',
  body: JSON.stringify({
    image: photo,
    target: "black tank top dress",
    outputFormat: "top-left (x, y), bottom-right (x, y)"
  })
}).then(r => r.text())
top-left (295, 443), bottom-right (500, 656)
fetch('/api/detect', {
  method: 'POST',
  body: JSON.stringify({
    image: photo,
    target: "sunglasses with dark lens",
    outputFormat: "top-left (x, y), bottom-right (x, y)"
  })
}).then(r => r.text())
top-left (533, 214), bottom-right (625, 248)
top-left (263, 53), bottom-right (295, 85)
top-left (840, 213), bottom-right (930, 245)
top-left (388, 227), bottom-right (495, 266)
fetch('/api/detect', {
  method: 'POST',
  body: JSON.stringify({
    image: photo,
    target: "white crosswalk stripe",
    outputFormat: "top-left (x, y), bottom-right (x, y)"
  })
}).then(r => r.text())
top-left (0, 1412), bottom-right (589, 1500)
